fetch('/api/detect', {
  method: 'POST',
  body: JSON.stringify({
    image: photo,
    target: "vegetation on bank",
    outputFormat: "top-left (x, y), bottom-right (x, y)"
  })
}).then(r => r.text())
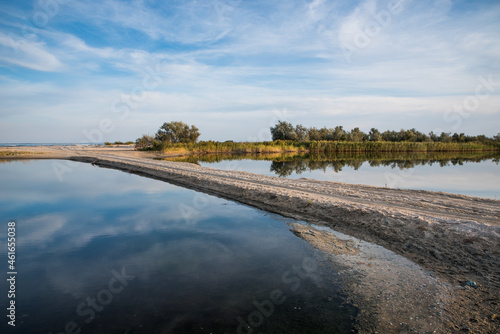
top-left (141, 140), bottom-right (499, 154)
top-left (270, 121), bottom-right (500, 144)
top-left (135, 120), bottom-right (500, 153)
top-left (0, 150), bottom-right (23, 156)
top-left (135, 121), bottom-right (200, 150)
top-left (104, 141), bottom-right (134, 146)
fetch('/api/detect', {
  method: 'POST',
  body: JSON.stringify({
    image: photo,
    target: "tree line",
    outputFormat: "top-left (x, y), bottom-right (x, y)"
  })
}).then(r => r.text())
top-left (135, 120), bottom-right (499, 151)
top-left (270, 121), bottom-right (500, 143)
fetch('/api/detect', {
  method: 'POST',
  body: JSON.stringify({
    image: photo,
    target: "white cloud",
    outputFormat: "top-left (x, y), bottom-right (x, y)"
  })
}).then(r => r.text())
top-left (0, 32), bottom-right (62, 71)
top-left (59, 33), bottom-right (115, 58)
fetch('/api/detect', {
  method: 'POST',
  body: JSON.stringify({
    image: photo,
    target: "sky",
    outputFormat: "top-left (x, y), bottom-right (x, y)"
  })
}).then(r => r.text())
top-left (0, 0), bottom-right (499, 143)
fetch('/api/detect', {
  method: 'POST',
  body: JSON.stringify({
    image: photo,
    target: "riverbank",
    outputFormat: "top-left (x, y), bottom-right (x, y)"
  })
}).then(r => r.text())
top-left (2, 145), bottom-right (499, 332)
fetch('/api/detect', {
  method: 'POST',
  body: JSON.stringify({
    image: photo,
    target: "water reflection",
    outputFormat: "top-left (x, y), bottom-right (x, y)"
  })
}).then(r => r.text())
top-left (163, 152), bottom-right (500, 198)
top-left (0, 160), bottom-right (356, 334)
top-left (271, 152), bottom-right (499, 177)
top-left (166, 151), bottom-right (499, 176)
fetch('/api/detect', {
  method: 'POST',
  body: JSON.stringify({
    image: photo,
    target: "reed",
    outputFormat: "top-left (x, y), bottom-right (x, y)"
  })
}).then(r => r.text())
top-left (152, 140), bottom-right (500, 154)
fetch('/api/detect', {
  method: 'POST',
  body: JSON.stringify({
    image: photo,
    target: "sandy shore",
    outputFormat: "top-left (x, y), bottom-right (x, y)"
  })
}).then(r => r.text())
top-left (2, 145), bottom-right (499, 332)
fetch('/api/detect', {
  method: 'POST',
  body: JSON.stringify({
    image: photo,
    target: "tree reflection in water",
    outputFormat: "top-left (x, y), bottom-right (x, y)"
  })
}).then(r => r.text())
top-left (163, 152), bottom-right (500, 178)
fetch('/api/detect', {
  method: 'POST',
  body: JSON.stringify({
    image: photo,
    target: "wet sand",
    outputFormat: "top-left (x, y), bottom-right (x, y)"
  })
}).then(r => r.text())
top-left (2, 145), bottom-right (499, 333)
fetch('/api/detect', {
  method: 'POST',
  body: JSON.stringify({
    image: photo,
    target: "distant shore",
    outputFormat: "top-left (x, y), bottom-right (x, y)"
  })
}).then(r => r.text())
top-left (1, 144), bottom-right (499, 332)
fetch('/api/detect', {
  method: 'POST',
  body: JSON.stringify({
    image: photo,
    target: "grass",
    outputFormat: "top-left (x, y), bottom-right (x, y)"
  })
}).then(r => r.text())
top-left (305, 140), bottom-right (499, 152)
top-left (0, 150), bottom-right (45, 161)
top-left (105, 141), bottom-right (135, 146)
top-left (151, 140), bottom-right (307, 154)
top-left (148, 140), bottom-right (500, 154)
top-left (0, 150), bottom-right (28, 156)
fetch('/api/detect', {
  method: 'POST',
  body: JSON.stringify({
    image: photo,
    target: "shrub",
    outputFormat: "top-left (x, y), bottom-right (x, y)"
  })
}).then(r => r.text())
top-left (135, 135), bottom-right (157, 150)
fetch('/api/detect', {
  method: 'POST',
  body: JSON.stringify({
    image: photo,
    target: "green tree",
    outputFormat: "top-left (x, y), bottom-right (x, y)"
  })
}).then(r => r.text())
top-left (155, 121), bottom-right (200, 143)
top-left (476, 135), bottom-right (486, 143)
top-left (318, 127), bottom-right (331, 141)
top-left (332, 126), bottom-right (346, 141)
top-left (347, 127), bottom-right (367, 142)
top-left (135, 134), bottom-right (157, 149)
top-left (188, 125), bottom-right (200, 142)
top-left (308, 127), bottom-right (321, 141)
top-left (368, 128), bottom-right (382, 141)
top-left (439, 132), bottom-right (452, 143)
top-left (404, 128), bottom-right (416, 142)
top-left (414, 130), bottom-right (430, 142)
top-left (451, 132), bottom-right (466, 143)
top-left (295, 124), bottom-right (309, 141)
top-left (382, 130), bottom-right (397, 142)
top-left (428, 131), bottom-right (439, 142)
top-left (270, 121), bottom-right (297, 141)
top-left (398, 129), bottom-right (407, 142)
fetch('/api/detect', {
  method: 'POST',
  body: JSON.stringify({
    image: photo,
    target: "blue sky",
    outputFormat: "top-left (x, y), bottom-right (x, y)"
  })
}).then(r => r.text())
top-left (0, 0), bottom-right (499, 143)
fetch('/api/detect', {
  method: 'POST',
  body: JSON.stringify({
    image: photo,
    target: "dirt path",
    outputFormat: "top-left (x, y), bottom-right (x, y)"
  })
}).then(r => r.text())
top-left (2, 145), bottom-right (500, 332)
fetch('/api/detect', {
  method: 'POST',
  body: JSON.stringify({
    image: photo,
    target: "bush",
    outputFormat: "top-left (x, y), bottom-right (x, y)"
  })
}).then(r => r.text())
top-left (135, 135), bottom-right (157, 150)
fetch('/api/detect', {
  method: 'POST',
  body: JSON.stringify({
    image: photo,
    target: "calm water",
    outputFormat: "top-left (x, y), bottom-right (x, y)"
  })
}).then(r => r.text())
top-left (0, 160), bottom-right (356, 334)
top-left (165, 152), bottom-right (500, 199)
top-left (0, 143), bottom-right (101, 147)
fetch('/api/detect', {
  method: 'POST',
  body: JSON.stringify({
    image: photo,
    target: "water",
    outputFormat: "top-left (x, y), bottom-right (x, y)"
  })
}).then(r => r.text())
top-left (0, 160), bottom-right (357, 334)
top-left (164, 152), bottom-right (500, 199)
top-left (0, 143), bottom-right (102, 147)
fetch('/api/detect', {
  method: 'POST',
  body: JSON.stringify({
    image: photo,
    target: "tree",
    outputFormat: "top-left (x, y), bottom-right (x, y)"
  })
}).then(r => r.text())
top-left (428, 131), bottom-right (439, 142)
top-left (476, 135), bottom-right (486, 143)
top-left (308, 127), bottom-right (321, 141)
top-left (270, 121), bottom-right (297, 141)
top-left (188, 125), bottom-right (200, 142)
top-left (398, 129), bottom-right (406, 142)
top-left (382, 130), bottom-right (397, 142)
top-left (155, 121), bottom-right (200, 143)
top-left (318, 127), bottom-right (331, 141)
top-left (347, 127), bottom-right (367, 142)
top-left (295, 124), bottom-right (309, 141)
top-left (439, 132), bottom-right (452, 143)
top-left (414, 130), bottom-right (430, 142)
top-left (368, 128), bottom-right (382, 142)
top-left (403, 128), bottom-right (416, 142)
top-left (332, 126), bottom-right (346, 141)
top-left (451, 132), bottom-right (466, 143)
top-left (135, 134), bottom-right (157, 150)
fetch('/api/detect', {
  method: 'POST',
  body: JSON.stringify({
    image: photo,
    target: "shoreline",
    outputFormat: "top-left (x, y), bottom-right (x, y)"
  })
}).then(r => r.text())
top-left (2, 145), bottom-right (499, 332)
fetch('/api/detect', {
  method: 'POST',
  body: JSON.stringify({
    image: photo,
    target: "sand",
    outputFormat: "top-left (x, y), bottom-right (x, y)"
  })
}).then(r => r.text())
top-left (2, 145), bottom-right (499, 333)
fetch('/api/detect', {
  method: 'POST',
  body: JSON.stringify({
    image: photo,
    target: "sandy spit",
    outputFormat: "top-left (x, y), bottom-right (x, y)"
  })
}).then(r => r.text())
top-left (2, 145), bottom-right (500, 332)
